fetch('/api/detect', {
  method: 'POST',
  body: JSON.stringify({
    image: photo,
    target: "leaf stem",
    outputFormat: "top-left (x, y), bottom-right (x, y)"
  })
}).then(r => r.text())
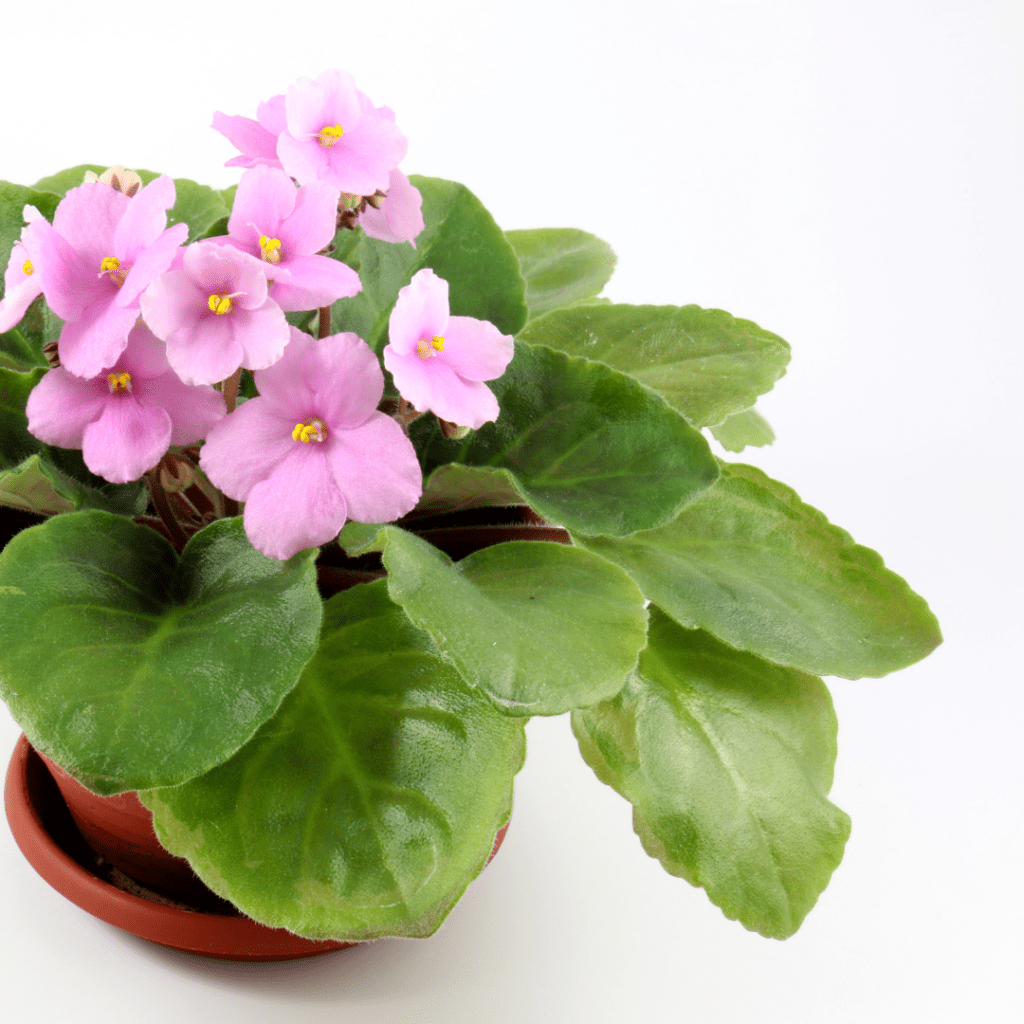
top-left (146, 468), bottom-right (189, 551)
top-left (222, 369), bottom-right (241, 414)
top-left (318, 305), bottom-right (331, 339)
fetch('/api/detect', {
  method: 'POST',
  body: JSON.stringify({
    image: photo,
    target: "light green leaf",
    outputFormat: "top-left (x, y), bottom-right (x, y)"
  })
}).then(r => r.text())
top-left (375, 527), bottom-right (647, 715)
top-left (575, 462), bottom-right (942, 679)
top-left (0, 513), bottom-right (322, 794)
top-left (505, 227), bottom-right (617, 319)
top-left (165, 177), bottom-right (232, 242)
top-left (517, 303), bottom-right (790, 427)
top-left (0, 324), bottom-right (49, 371)
top-left (412, 463), bottom-right (526, 518)
top-left (330, 175), bottom-right (528, 353)
top-left (410, 341), bottom-right (720, 536)
top-left (709, 406), bottom-right (776, 452)
top-left (572, 608), bottom-right (850, 939)
top-left (141, 579), bottom-right (526, 942)
top-left (0, 455), bottom-right (74, 515)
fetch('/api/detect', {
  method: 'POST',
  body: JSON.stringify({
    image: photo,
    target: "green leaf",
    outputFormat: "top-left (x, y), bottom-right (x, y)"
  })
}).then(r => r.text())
top-left (0, 367), bottom-right (44, 471)
top-left (330, 175), bottom-right (528, 353)
top-left (140, 579), bottom-right (526, 942)
top-left (410, 340), bottom-right (720, 536)
top-left (572, 608), bottom-right (850, 939)
top-left (412, 463), bottom-right (526, 518)
top-left (575, 462), bottom-right (942, 679)
top-left (709, 405), bottom-right (776, 452)
top-left (0, 325), bottom-right (49, 371)
top-left (32, 165), bottom-right (160, 197)
top-left (517, 303), bottom-right (790, 428)
top-left (0, 513), bottom-right (322, 794)
top-left (166, 177), bottom-right (232, 242)
top-left (0, 455), bottom-right (74, 515)
top-left (375, 527), bottom-right (647, 715)
top-left (505, 227), bottom-right (617, 319)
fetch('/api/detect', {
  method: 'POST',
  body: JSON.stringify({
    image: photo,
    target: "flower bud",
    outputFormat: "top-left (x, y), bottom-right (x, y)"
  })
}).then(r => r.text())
top-left (159, 453), bottom-right (196, 493)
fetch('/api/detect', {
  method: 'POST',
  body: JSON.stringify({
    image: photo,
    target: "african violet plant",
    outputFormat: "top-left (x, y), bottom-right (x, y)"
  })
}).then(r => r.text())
top-left (0, 69), bottom-right (941, 943)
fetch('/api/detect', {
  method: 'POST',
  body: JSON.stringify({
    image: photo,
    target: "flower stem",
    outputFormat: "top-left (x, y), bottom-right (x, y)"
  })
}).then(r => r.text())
top-left (222, 369), bottom-right (241, 414)
top-left (146, 468), bottom-right (189, 551)
top-left (317, 305), bottom-right (331, 339)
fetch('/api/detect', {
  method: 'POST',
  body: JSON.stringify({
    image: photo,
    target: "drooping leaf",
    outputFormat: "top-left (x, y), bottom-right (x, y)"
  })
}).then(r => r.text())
top-left (505, 227), bottom-right (617, 319)
top-left (0, 513), bottom-right (322, 794)
top-left (141, 579), bottom-right (526, 942)
top-left (0, 455), bottom-right (74, 515)
top-left (410, 340), bottom-right (720, 536)
top-left (329, 175), bottom-right (528, 353)
top-left (412, 463), bottom-right (526, 518)
top-left (575, 461), bottom-right (942, 679)
top-left (572, 608), bottom-right (850, 939)
top-left (709, 405), bottom-right (776, 452)
top-left (517, 303), bottom-right (790, 427)
top-left (374, 527), bottom-right (647, 715)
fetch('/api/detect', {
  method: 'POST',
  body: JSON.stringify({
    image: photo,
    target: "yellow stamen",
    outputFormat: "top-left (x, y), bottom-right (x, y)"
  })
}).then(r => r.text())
top-left (318, 124), bottom-right (344, 147)
top-left (291, 418), bottom-right (327, 443)
top-left (106, 371), bottom-right (133, 395)
top-left (258, 235), bottom-right (282, 265)
top-left (22, 259), bottom-right (33, 276)
top-left (208, 293), bottom-right (234, 315)
top-left (416, 335), bottom-right (445, 359)
top-left (100, 256), bottom-right (120, 272)
top-left (99, 255), bottom-right (128, 287)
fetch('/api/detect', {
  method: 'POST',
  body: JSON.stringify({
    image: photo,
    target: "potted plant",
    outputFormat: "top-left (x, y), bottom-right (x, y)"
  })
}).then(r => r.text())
top-left (0, 68), bottom-right (941, 958)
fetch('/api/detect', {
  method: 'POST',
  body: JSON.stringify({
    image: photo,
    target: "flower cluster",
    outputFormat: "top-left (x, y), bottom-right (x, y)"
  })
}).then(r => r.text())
top-left (1, 70), bottom-right (513, 560)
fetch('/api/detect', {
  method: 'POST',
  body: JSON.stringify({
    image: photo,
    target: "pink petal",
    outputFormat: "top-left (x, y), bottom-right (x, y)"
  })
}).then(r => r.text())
top-left (275, 132), bottom-right (328, 187)
top-left (326, 412), bottom-right (422, 524)
top-left (118, 320), bottom-right (171, 378)
top-left (81, 396), bottom-right (172, 483)
top-left (285, 70), bottom-right (361, 141)
top-left (233, 301), bottom-right (290, 370)
top-left (0, 241), bottom-right (43, 333)
top-left (303, 331), bottom-right (383, 428)
top-left (58, 303), bottom-right (140, 379)
top-left (427, 373), bottom-right (500, 429)
top-left (53, 183), bottom-right (126, 259)
top-left (25, 368), bottom-right (108, 449)
top-left (165, 315), bottom-right (244, 386)
top-left (140, 269), bottom-right (205, 342)
top-left (442, 316), bottom-right (515, 382)
top-left (227, 166), bottom-right (297, 244)
top-left (184, 242), bottom-right (268, 307)
top-left (251, 326), bottom-right (319, 420)
top-left (257, 94), bottom-right (287, 135)
top-left (212, 112), bottom-right (282, 169)
top-left (31, 218), bottom-right (105, 322)
top-left (113, 175), bottom-right (175, 257)
top-left (242, 444), bottom-right (349, 560)
top-left (269, 254), bottom-right (360, 312)
top-left (387, 268), bottom-right (449, 357)
top-left (360, 169), bottom-right (424, 246)
top-left (277, 179), bottom-right (339, 254)
top-left (118, 223), bottom-right (188, 307)
top-left (199, 396), bottom-right (297, 500)
top-left (327, 108), bottom-right (407, 196)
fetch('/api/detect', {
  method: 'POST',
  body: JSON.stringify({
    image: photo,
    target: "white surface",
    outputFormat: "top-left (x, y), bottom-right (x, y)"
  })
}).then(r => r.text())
top-left (1, 1), bottom-right (1021, 1021)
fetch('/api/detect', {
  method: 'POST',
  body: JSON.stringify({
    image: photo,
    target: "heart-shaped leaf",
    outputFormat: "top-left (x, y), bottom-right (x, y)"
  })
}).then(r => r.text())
top-left (572, 607), bottom-right (850, 939)
top-left (141, 579), bottom-right (526, 942)
top-left (0, 512), bottom-right (322, 794)
top-left (517, 303), bottom-right (790, 427)
top-left (574, 462), bottom-right (942, 679)
top-left (375, 527), bottom-right (648, 715)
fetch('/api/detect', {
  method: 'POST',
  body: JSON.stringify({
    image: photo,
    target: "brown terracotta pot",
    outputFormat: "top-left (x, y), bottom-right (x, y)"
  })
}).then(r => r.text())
top-left (2, 504), bottom-right (557, 960)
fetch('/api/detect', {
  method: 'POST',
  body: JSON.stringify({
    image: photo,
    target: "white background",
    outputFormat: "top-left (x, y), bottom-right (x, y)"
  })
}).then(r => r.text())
top-left (1, 1), bottom-right (1021, 1021)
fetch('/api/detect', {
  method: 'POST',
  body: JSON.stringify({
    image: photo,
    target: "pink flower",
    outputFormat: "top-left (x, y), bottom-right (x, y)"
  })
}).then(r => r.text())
top-left (140, 242), bottom-right (290, 386)
top-left (0, 221), bottom-right (45, 333)
top-left (208, 166), bottom-right (360, 312)
top-left (383, 269), bottom-right (514, 429)
top-left (276, 70), bottom-right (407, 196)
top-left (212, 94), bottom-right (287, 170)
top-left (30, 176), bottom-right (188, 379)
top-left (26, 321), bottom-right (225, 484)
top-left (200, 327), bottom-right (422, 560)
top-left (359, 168), bottom-right (424, 247)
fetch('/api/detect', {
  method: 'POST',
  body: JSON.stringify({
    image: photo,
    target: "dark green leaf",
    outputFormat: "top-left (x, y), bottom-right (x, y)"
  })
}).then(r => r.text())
top-left (517, 303), bottom-right (790, 427)
top-left (410, 341), bottom-right (720, 536)
top-left (572, 608), bottom-right (850, 939)
top-left (575, 461), bottom-right (942, 679)
top-left (0, 367), bottom-right (45, 471)
top-left (377, 527), bottom-right (648, 715)
top-left (330, 175), bottom-right (528, 352)
top-left (0, 324), bottom-right (48, 371)
top-left (0, 513), bottom-right (322, 794)
top-left (505, 227), bottom-right (617, 319)
top-left (141, 579), bottom-right (526, 942)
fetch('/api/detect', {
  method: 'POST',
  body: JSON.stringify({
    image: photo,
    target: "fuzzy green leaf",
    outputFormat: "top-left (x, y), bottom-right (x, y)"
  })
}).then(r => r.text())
top-left (141, 579), bottom-right (526, 942)
top-left (575, 462), bottom-right (942, 679)
top-left (709, 406), bottom-right (776, 452)
top-left (518, 303), bottom-right (790, 427)
top-left (0, 513), bottom-right (322, 794)
top-left (572, 608), bottom-right (850, 939)
top-left (505, 227), bottom-right (617, 319)
top-left (411, 341), bottom-right (720, 536)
